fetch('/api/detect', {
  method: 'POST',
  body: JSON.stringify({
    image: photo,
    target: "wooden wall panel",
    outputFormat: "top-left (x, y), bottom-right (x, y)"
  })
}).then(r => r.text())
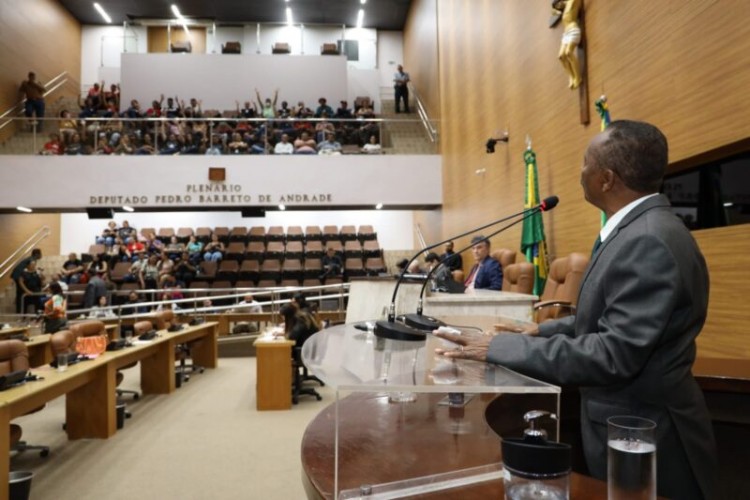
top-left (0, 0), bottom-right (81, 141)
top-left (0, 214), bottom-right (61, 289)
top-left (404, 0), bottom-right (441, 125)
top-left (148, 27), bottom-right (207, 54)
top-left (693, 226), bottom-right (750, 359)
top-left (402, 0), bottom-right (750, 358)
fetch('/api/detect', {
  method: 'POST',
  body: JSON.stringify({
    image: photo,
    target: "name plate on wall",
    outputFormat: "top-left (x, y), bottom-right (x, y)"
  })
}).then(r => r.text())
top-left (0, 155), bottom-right (441, 210)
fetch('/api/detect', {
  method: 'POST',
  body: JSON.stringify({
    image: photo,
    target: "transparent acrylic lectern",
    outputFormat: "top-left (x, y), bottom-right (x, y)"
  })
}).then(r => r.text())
top-left (302, 323), bottom-right (561, 499)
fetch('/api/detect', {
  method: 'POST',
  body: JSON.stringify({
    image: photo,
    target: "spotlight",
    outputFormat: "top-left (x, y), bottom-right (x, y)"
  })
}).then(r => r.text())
top-left (485, 131), bottom-right (509, 154)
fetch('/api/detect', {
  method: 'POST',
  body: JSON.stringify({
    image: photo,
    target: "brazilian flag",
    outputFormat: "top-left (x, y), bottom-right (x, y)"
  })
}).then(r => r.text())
top-left (521, 149), bottom-right (549, 296)
top-left (595, 96), bottom-right (611, 227)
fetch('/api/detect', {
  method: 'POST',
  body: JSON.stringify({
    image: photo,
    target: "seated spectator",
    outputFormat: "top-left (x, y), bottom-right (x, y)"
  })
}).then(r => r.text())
top-left (361, 134), bottom-right (382, 154)
top-left (227, 132), bottom-right (249, 154)
top-left (139, 254), bottom-right (160, 289)
top-left (203, 234), bottom-right (225, 262)
top-left (159, 133), bottom-right (180, 155)
top-left (78, 96), bottom-right (98, 120)
top-left (96, 221), bottom-right (117, 246)
top-left (356, 102), bottom-right (375, 119)
top-left (87, 82), bottom-right (103, 109)
top-left (123, 291), bottom-right (148, 315)
top-left (89, 295), bottom-right (116, 319)
top-left (41, 133), bottom-right (63, 155)
top-left (164, 97), bottom-right (180, 118)
top-left (250, 137), bottom-right (272, 155)
top-left (146, 95), bottom-right (165, 118)
top-left (277, 100), bottom-right (293, 118)
top-left (236, 100), bottom-right (258, 119)
top-left (165, 236), bottom-right (185, 260)
top-left (124, 252), bottom-right (146, 282)
top-left (186, 235), bottom-right (203, 264)
top-left (94, 132), bottom-right (114, 155)
top-left (64, 132), bottom-right (85, 155)
top-left (107, 237), bottom-right (127, 262)
top-left (318, 132), bottom-right (342, 155)
top-left (294, 131), bottom-right (317, 154)
top-left (320, 247), bottom-right (342, 279)
top-left (158, 252), bottom-right (176, 287)
top-left (135, 133), bottom-right (156, 155)
top-left (336, 100), bottom-right (353, 119)
top-left (104, 83), bottom-right (120, 109)
top-left (145, 232), bottom-right (164, 255)
top-left (155, 292), bottom-right (180, 312)
top-left (314, 98), bottom-right (334, 118)
top-left (314, 119), bottom-right (335, 142)
top-left (114, 133), bottom-right (135, 154)
top-left (274, 133), bottom-right (294, 154)
top-left (58, 110), bottom-right (78, 142)
top-left (174, 252), bottom-right (196, 286)
top-left (185, 97), bottom-right (202, 117)
top-left (119, 220), bottom-right (136, 241)
top-left (123, 99), bottom-right (143, 119)
top-left (233, 294), bottom-right (263, 313)
top-left (86, 253), bottom-right (108, 277)
top-left (395, 258), bottom-right (409, 275)
top-left (61, 253), bottom-right (85, 284)
top-left (294, 101), bottom-right (313, 118)
top-left (125, 238), bottom-right (145, 262)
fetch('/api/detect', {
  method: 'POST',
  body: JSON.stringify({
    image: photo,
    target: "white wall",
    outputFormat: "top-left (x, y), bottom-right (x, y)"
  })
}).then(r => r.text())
top-left (377, 31), bottom-right (404, 88)
top-left (60, 210), bottom-right (424, 255)
top-left (120, 53), bottom-right (348, 113)
top-left (81, 25), bottom-right (148, 89)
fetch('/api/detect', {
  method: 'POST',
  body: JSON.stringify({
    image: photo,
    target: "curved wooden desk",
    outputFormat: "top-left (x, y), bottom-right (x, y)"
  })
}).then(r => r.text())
top-left (301, 392), bottom-right (608, 499)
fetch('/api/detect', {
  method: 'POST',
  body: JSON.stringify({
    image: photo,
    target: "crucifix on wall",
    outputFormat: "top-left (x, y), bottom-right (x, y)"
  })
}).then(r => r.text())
top-left (550, 0), bottom-right (590, 124)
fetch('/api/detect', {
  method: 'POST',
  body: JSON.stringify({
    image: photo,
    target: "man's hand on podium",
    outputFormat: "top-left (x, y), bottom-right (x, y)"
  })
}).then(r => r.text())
top-left (434, 331), bottom-right (491, 362)
top-left (493, 321), bottom-right (539, 336)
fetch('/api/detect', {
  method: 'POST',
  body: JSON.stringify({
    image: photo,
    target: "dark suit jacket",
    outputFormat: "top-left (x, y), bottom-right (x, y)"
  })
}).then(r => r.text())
top-left (487, 195), bottom-right (717, 499)
top-left (470, 256), bottom-right (503, 290)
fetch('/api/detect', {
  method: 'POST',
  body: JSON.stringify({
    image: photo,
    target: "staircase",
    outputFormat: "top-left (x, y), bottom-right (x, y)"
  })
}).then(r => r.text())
top-left (379, 98), bottom-right (437, 155)
top-left (0, 95), bottom-right (79, 155)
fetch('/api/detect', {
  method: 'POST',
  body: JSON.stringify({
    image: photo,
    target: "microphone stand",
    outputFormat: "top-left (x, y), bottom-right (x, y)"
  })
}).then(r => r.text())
top-left (375, 196), bottom-right (558, 340)
top-left (403, 207), bottom-right (544, 331)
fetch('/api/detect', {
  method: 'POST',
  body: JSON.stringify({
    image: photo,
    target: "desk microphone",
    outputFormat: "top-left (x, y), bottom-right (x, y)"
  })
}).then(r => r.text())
top-left (375, 196), bottom-right (559, 340)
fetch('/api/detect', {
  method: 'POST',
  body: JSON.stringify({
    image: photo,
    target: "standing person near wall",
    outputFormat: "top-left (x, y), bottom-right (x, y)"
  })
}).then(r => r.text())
top-left (393, 64), bottom-right (410, 113)
top-left (19, 72), bottom-right (46, 131)
top-left (11, 249), bottom-right (42, 314)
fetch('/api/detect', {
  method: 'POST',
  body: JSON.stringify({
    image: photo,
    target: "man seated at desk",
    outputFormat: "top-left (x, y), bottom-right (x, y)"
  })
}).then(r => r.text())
top-left (231, 295), bottom-right (263, 334)
top-left (464, 235), bottom-right (503, 291)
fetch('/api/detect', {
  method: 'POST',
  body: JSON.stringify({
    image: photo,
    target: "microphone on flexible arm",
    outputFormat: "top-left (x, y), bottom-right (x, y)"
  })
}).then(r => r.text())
top-left (374, 195), bottom-right (560, 341)
top-left (402, 195), bottom-right (560, 331)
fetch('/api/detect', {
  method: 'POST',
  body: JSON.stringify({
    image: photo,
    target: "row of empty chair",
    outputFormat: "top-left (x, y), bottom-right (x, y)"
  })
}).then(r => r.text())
top-left (134, 225), bottom-right (377, 244)
top-left (108, 257), bottom-right (387, 285)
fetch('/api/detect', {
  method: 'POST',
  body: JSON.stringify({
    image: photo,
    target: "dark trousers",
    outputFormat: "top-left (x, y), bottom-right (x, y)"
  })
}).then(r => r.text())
top-left (24, 99), bottom-right (45, 130)
top-left (394, 85), bottom-right (409, 113)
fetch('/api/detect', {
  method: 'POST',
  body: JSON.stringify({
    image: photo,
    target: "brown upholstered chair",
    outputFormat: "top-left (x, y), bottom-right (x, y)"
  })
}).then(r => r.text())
top-left (221, 41), bottom-right (241, 54)
top-left (502, 262), bottom-right (535, 295)
top-left (160, 310), bottom-right (204, 381)
top-left (0, 340), bottom-right (49, 457)
top-left (272, 42), bottom-right (291, 54)
top-left (116, 320), bottom-right (153, 400)
top-left (534, 252), bottom-right (589, 323)
top-left (70, 320), bottom-right (108, 340)
top-left (491, 248), bottom-right (517, 269)
top-left (320, 43), bottom-right (339, 55)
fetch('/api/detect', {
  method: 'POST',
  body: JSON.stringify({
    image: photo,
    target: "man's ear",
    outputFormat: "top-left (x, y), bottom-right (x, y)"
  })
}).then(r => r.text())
top-left (600, 168), bottom-right (616, 192)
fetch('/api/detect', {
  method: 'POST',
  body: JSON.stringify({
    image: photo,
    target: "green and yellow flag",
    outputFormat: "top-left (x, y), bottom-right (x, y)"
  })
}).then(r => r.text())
top-left (521, 149), bottom-right (549, 296)
top-left (594, 96), bottom-right (611, 227)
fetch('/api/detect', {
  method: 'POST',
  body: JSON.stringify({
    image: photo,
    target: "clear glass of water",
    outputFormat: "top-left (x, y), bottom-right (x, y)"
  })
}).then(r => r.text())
top-left (607, 415), bottom-right (657, 500)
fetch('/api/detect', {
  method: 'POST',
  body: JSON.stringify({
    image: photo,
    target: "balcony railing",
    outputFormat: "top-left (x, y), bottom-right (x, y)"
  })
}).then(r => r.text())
top-left (1, 115), bottom-right (434, 156)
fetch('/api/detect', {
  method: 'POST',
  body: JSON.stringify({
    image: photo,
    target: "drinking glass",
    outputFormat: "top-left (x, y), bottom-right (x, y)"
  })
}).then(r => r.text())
top-left (607, 416), bottom-right (656, 500)
top-left (57, 353), bottom-right (69, 373)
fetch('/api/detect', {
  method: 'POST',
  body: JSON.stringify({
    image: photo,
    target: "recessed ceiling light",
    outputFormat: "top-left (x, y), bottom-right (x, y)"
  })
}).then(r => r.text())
top-left (122, 205), bottom-right (135, 212)
top-left (16, 206), bottom-right (32, 213)
top-left (171, 4), bottom-right (182, 18)
top-left (357, 9), bottom-right (364, 28)
top-left (375, 203), bottom-right (383, 210)
top-left (286, 7), bottom-right (293, 25)
top-left (93, 2), bottom-right (112, 24)
top-left (279, 204), bottom-right (286, 211)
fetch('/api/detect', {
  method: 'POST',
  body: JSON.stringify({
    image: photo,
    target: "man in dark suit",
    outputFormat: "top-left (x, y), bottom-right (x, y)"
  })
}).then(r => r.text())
top-left (440, 241), bottom-right (463, 272)
top-left (436, 120), bottom-right (717, 499)
top-left (464, 235), bottom-right (503, 291)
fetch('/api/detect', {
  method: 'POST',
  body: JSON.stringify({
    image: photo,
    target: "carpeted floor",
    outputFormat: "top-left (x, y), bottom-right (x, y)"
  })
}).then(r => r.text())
top-left (10, 357), bottom-right (333, 500)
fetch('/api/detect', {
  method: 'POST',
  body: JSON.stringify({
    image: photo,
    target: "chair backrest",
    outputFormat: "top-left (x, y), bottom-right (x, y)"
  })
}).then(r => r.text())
top-left (133, 320), bottom-right (153, 336)
top-left (491, 248), bottom-right (517, 269)
top-left (502, 262), bottom-right (535, 294)
top-left (70, 320), bottom-right (107, 339)
top-left (222, 41), bottom-right (241, 54)
top-left (0, 340), bottom-right (30, 374)
top-left (50, 330), bottom-right (75, 356)
top-left (536, 252), bottom-right (590, 322)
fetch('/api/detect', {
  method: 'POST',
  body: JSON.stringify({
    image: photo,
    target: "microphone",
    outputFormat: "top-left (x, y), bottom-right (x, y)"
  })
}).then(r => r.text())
top-left (403, 197), bottom-right (559, 331)
top-left (375, 196), bottom-right (559, 340)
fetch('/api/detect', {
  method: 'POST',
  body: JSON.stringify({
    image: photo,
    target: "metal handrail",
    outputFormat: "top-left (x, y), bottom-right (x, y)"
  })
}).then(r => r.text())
top-left (0, 226), bottom-right (51, 280)
top-left (415, 223), bottom-right (428, 252)
top-left (0, 71), bottom-right (72, 132)
top-left (408, 83), bottom-right (438, 143)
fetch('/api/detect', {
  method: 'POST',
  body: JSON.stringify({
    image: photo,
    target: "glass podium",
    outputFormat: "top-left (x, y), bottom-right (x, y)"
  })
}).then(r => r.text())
top-left (301, 323), bottom-right (561, 499)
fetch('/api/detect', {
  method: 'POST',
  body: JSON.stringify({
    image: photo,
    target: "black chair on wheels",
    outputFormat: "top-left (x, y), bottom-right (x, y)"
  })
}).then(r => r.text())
top-left (292, 346), bottom-right (322, 404)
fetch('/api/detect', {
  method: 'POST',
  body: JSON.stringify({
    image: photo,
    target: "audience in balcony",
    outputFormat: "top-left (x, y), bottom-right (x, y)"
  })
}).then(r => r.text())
top-left (361, 134), bottom-right (382, 154)
top-left (256, 88), bottom-right (279, 119)
top-left (274, 134), bottom-right (294, 154)
top-left (314, 98), bottom-right (334, 118)
top-left (174, 252), bottom-right (197, 286)
top-left (88, 294), bottom-right (116, 318)
top-left (41, 133), bottom-right (63, 155)
top-left (186, 235), bottom-right (203, 263)
top-left (140, 254), bottom-right (161, 289)
top-left (294, 131), bottom-right (317, 154)
top-left (318, 132), bottom-right (342, 155)
top-left (61, 253), bottom-right (85, 284)
top-left (87, 253), bottom-right (108, 277)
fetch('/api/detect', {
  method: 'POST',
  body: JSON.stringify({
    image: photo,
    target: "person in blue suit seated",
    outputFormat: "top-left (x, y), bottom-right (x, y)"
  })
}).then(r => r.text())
top-left (464, 235), bottom-right (503, 291)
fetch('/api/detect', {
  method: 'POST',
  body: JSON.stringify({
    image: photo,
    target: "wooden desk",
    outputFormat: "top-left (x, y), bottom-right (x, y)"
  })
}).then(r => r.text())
top-left (0, 326), bottom-right (29, 340)
top-left (253, 337), bottom-right (294, 410)
top-left (302, 392), bottom-right (607, 499)
top-left (26, 334), bottom-right (52, 367)
top-left (0, 321), bottom-right (218, 493)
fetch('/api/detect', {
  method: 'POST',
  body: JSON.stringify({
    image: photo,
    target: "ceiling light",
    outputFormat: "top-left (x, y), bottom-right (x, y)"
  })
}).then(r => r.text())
top-left (361, 0), bottom-right (367, 4)
top-left (286, 7), bottom-right (293, 25)
top-left (723, 202), bottom-right (734, 208)
top-left (16, 206), bottom-right (32, 213)
top-left (122, 205), bottom-right (135, 212)
top-left (279, 204), bottom-right (286, 211)
top-left (357, 9), bottom-right (364, 28)
top-left (375, 203), bottom-right (383, 210)
top-left (171, 4), bottom-right (182, 18)
top-left (93, 2), bottom-right (112, 24)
